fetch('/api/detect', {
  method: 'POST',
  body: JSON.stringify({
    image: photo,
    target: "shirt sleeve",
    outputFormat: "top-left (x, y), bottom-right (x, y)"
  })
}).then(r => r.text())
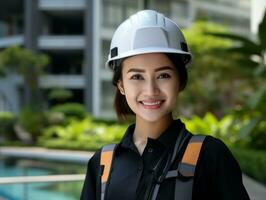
top-left (194, 136), bottom-right (250, 200)
top-left (80, 150), bottom-right (101, 200)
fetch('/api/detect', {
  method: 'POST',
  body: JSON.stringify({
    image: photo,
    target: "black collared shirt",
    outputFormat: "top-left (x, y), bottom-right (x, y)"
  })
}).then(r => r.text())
top-left (80, 119), bottom-right (250, 200)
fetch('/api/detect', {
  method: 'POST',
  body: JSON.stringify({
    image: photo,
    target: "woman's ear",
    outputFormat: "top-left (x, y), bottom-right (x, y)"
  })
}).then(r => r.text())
top-left (117, 80), bottom-right (125, 95)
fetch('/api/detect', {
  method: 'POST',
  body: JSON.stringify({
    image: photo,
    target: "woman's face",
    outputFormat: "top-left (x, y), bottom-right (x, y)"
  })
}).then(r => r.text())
top-left (117, 53), bottom-right (180, 123)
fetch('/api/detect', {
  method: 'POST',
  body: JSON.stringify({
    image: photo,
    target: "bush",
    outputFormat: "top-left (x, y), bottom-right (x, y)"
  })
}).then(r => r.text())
top-left (0, 112), bottom-right (17, 140)
top-left (39, 117), bottom-right (127, 150)
top-left (51, 103), bottom-right (86, 120)
top-left (19, 108), bottom-right (46, 141)
top-left (231, 147), bottom-right (266, 184)
top-left (248, 120), bottom-right (266, 150)
top-left (181, 112), bottom-right (241, 146)
top-left (45, 111), bottom-right (65, 126)
top-left (48, 88), bottom-right (73, 101)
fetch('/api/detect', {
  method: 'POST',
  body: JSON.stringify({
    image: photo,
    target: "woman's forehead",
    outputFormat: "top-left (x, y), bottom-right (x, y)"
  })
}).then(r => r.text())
top-left (122, 53), bottom-right (175, 70)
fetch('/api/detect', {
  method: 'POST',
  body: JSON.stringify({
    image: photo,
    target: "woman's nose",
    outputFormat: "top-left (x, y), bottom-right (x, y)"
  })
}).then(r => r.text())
top-left (144, 79), bottom-right (160, 96)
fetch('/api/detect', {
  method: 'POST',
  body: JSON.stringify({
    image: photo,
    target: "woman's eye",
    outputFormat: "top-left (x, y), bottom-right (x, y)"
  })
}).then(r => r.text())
top-left (130, 74), bottom-right (143, 80)
top-left (158, 73), bottom-right (171, 79)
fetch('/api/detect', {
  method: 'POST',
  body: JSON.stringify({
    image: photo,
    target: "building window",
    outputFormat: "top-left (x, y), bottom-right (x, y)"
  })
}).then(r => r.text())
top-left (102, 0), bottom-right (139, 28)
top-left (101, 80), bottom-right (115, 112)
top-left (148, 0), bottom-right (171, 16)
top-left (45, 52), bottom-right (83, 75)
top-left (101, 40), bottom-right (111, 69)
top-left (42, 13), bottom-right (84, 35)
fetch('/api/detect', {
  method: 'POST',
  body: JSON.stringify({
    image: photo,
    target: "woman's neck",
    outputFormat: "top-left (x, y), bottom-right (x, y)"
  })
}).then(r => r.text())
top-left (133, 114), bottom-right (174, 155)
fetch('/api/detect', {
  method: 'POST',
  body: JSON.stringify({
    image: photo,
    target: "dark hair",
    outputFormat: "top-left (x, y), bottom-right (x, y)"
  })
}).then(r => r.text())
top-left (112, 54), bottom-right (188, 121)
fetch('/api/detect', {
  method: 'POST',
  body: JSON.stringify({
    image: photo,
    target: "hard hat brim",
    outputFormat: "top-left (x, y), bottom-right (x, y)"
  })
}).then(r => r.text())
top-left (106, 47), bottom-right (192, 70)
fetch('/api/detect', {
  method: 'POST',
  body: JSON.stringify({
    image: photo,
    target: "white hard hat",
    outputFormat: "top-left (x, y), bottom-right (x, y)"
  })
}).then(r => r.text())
top-left (106, 10), bottom-right (192, 70)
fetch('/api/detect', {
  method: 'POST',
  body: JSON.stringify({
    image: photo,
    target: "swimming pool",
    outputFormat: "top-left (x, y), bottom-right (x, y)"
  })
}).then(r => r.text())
top-left (0, 156), bottom-right (86, 200)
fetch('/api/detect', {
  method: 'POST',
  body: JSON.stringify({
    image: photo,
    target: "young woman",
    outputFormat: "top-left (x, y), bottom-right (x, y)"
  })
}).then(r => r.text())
top-left (81, 10), bottom-right (250, 200)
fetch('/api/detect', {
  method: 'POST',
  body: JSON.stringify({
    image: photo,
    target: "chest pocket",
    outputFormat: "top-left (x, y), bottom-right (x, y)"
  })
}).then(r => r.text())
top-left (99, 135), bottom-right (205, 200)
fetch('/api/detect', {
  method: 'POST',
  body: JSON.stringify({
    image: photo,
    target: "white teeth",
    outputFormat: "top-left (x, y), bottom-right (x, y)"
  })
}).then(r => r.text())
top-left (142, 101), bottom-right (161, 106)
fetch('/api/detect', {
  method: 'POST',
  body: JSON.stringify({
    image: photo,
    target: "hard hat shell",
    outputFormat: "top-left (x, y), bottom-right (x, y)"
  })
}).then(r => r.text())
top-left (106, 10), bottom-right (192, 70)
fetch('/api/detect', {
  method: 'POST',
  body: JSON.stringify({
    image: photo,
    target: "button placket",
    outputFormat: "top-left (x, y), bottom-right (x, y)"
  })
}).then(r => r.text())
top-left (138, 161), bottom-right (143, 172)
top-left (148, 148), bottom-right (154, 153)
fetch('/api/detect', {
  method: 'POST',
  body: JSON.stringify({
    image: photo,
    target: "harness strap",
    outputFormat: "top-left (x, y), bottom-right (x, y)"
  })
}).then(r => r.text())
top-left (152, 135), bottom-right (206, 200)
top-left (174, 135), bottom-right (205, 200)
top-left (100, 144), bottom-right (116, 200)
top-left (99, 135), bottom-right (205, 200)
top-left (174, 178), bottom-right (193, 200)
top-left (151, 127), bottom-right (189, 200)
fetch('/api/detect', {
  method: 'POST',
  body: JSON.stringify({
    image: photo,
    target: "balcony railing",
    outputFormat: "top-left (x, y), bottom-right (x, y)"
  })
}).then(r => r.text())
top-left (38, 0), bottom-right (85, 10)
top-left (198, 1), bottom-right (250, 18)
top-left (0, 35), bottom-right (24, 48)
top-left (38, 35), bottom-right (85, 50)
top-left (39, 75), bottom-right (85, 88)
top-left (200, 0), bottom-right (250, 10)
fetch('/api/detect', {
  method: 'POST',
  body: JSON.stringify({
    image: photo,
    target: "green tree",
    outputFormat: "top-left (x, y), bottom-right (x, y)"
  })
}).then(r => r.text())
top-left (206, 12), bottom-right (266, 148)
top-left (48, 88), bottom-right (73, 104)
top-left (0, 45), bottom-right (50, 110)
top-left (206, 13), bottom-right (266, 77)
top-left (177, 21), bottom-right (253, 118)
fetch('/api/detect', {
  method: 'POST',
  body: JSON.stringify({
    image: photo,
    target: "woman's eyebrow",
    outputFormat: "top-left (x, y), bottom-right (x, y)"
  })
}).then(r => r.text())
top-left (127, 68), bottom-right (145, 73)
top-left (127, 66), bottom-right (173, 73)
top-left (155, 66), bottom-right (174, 72)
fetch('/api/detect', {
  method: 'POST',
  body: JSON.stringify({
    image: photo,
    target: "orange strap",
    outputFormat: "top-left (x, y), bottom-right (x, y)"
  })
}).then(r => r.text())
top-left (101, 151), bottom-right (114, 182)
top-left (181, 135), bottom-right (205, 166)
top-left (100, 144), bottom-right (116, 183)
top-left (100, 144), bottom-right (116, 200)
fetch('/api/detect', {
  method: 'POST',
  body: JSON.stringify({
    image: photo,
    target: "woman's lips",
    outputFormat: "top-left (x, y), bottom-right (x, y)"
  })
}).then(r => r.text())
top-left (139, 100), bottom-right (164, 109)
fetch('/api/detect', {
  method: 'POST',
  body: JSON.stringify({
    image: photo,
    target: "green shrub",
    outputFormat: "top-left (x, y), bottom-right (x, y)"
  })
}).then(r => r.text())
top-left (248, 120), bottom-right (266, 150)
top-left (0, 112), bottom-right (17, 140)
top-left (51, 103), bottom-right (86, 119)
top-left (231, 147), bottom-right (266, 184)
top-left (181, 112), bottom-right (242, 146)
top-left (45, 111), bottom-right (65, 126)
top-left (19, 108), bottom-right (46, 141)
top-left (39, 117), bottom-right (127, 150)
top-left (48, 88), bottom-right (73, 101)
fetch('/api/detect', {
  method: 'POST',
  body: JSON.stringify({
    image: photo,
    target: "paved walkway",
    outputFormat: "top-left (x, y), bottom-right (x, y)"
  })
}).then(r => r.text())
top-left (243, 174), bottom-right (266, 200)
top-left (1, 147), bottom-right (265, 199)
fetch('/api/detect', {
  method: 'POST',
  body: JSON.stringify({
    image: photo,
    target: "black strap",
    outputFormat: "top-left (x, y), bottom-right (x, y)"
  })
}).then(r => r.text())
top-left (175, 178), bottom-right (193, 200)
top-left (174, 135), bottom-right (206, 200)
top-left (143, 149), bottom-right (169, 200)
top-left (150, 126), bottom-right (191, 200)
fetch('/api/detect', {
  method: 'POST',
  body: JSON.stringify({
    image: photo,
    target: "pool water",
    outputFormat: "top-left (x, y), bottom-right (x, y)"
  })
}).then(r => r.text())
top-left (0, 156), bottom-right (86, 200)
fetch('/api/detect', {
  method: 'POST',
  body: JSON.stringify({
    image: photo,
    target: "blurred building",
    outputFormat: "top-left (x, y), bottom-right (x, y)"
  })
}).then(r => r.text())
top-left (0, 0), bottom-right (257, 118)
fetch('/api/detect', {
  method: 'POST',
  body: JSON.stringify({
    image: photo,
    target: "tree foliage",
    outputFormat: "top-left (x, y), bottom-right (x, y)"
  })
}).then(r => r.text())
top-left (0, 45), bottom-right (50, 110)
top-left (176, 21), bottom-right (256, 118)
top-left (205, 12), bottom-right (266, 147)
top-left (206, 12), bottom-right (266, 77)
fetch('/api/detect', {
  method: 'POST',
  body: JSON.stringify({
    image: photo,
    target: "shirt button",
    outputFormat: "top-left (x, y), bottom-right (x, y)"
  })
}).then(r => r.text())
top-left (138, 164), bottom-right (143, 171)
top-left (148, 148), bottom-right (153, 153)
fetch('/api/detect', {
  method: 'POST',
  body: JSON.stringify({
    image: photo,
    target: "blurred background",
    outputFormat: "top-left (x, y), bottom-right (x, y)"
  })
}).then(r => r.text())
top-left (0, 0), bottom-right (265, 200)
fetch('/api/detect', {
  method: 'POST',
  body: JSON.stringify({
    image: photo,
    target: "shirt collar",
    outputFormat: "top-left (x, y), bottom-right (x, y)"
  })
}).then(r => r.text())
top-left (119, 119), bottom-right (184, 151)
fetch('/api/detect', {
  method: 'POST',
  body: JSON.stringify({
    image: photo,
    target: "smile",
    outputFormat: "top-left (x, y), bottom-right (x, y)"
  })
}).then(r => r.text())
top-left (142, 101), bottom-right (161, 106)
top-left (139, 100), bottom-right (164, 109)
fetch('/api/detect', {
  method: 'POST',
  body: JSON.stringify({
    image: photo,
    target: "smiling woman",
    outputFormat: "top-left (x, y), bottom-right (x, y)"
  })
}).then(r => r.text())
top-left (80, 10), bottom-right (250, 200)
top-left (117, 53), bottom-right (179, 126)
top-left (112, 53), bottom-right (188, 121)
